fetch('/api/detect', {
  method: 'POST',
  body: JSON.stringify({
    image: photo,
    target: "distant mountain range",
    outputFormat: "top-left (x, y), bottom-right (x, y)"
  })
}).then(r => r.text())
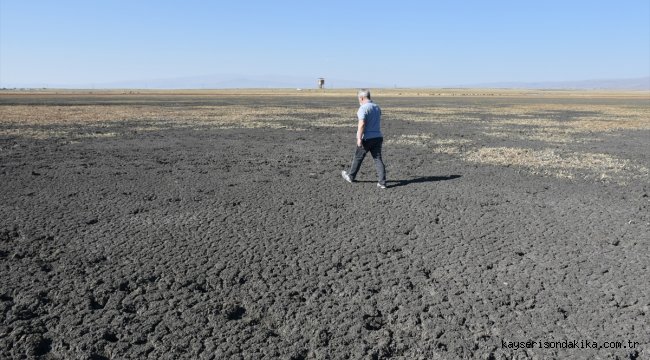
top-left (4, 75), bottom-right (384, 90)
top-left (465, 76), bottom-right (650, 90)
top-left (3, 75), bottom-right (649, 90)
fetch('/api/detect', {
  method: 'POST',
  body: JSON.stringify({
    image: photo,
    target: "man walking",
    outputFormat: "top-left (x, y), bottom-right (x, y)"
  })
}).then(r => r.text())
top-left (341, 89), bottom-right (387, 189)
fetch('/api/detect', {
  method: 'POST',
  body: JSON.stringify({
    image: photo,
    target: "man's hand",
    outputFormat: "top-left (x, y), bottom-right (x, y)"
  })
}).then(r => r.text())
top-left (356, 120), bottom-right (365, 147)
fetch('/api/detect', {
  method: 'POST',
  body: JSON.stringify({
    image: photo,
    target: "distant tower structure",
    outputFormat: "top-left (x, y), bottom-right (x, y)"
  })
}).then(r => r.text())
top-left (318, 78), bottom-right (325, 89)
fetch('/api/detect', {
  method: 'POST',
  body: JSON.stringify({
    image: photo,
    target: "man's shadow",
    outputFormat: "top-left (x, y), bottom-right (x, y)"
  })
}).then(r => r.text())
top-left (387, 175), bottom-right (461, 188)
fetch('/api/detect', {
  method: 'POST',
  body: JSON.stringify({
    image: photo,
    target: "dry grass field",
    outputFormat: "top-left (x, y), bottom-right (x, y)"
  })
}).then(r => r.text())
top-left (2, 89), bottom-right (648, 183)
top-left (1, 89), bottom-right (649, 359)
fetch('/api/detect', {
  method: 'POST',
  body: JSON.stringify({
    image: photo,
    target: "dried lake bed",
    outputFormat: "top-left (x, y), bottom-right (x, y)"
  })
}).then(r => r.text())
top-left (1, 89), bottom-right (648, 359)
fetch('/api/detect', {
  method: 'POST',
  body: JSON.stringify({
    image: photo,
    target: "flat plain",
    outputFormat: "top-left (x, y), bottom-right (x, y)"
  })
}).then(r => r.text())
top-left (1, 89), bottom-right (648, 359)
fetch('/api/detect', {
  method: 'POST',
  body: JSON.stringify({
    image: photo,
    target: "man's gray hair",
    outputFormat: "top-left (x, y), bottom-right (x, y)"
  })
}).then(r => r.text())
top-left (357, 89), bottom-right (371, 99)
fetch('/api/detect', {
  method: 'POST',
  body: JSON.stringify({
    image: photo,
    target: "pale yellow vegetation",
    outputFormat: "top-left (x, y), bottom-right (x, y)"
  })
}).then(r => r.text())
top-left (1, 90), bottom-right (647, 184)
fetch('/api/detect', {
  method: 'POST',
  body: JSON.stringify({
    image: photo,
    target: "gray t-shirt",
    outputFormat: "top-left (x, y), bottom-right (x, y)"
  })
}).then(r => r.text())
top-left (357, 101), bottom-right (383, 140)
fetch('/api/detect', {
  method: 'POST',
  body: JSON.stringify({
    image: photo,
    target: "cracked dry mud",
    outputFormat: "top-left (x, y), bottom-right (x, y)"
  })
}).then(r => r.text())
top-left (1, 91), bottom-right (648, 359)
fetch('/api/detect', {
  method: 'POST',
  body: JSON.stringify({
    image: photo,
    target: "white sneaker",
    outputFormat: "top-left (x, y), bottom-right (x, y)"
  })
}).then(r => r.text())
top-left (377, 183), bottom-right (387, 189)
top-left (341, 171), bottom-right (353, 183)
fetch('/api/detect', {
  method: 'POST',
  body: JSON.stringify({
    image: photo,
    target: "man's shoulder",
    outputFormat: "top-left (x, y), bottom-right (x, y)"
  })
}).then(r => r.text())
top-left (360, 102), bottom-right (380, 111)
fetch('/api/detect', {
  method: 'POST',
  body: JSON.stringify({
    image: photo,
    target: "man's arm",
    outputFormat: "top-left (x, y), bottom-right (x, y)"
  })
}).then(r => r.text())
top-left (356, 120), bottom-right (365, 147)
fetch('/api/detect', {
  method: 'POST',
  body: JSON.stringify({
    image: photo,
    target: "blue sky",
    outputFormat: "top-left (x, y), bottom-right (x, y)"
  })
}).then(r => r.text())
top-left (1, 0), bottom-right (649, 87)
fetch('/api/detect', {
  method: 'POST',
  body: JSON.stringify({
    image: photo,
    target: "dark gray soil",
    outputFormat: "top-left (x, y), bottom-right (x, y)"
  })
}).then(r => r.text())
top-left (1, 94), bottom-right (648, 359)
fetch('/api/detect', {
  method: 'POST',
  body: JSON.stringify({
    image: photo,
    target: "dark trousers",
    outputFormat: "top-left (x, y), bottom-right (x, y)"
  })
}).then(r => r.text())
top-left (348, 137), bottom-right (386, 185)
